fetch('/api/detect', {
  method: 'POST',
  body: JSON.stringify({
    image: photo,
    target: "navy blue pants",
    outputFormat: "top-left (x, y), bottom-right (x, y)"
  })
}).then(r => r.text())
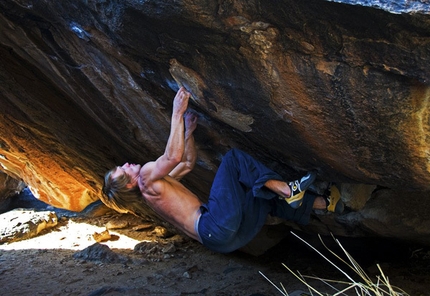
top-left (197, 149), bottom-right (316, 253)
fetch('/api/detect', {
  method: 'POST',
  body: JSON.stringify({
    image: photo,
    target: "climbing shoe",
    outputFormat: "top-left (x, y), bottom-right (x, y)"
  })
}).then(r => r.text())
top-left (284, 170), bottom-right (317, 209)
top-left (324, 184), bottom-right (344, 214)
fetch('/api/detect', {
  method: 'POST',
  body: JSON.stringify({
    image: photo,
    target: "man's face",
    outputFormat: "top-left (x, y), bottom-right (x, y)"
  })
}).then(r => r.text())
top-left (112, 163), bottom-right (141, 187)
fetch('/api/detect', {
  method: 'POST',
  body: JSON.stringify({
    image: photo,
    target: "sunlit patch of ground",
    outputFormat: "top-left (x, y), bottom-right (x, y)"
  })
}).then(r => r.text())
top-left (0, 219), bottom-right (142, 251)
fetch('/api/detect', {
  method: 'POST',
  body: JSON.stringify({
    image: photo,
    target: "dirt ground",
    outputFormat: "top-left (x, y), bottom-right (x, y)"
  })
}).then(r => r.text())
top-left (0, 212), bottom-right (429, 296)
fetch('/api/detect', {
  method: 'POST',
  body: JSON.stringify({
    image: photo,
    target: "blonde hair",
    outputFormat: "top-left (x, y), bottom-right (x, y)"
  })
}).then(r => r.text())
top-left (101, 167), bottom-right (157, 218)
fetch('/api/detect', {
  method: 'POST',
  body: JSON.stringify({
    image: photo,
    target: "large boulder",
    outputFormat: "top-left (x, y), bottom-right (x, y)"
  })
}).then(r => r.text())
top-left (0, 0), bottom-right (429, 244)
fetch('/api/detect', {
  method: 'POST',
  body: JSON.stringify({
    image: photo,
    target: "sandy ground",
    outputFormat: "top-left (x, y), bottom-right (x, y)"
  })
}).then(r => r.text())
top-left (0, 212), bottom-right (429, 296)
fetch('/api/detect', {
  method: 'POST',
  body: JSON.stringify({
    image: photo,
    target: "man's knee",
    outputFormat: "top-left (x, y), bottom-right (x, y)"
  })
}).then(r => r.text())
top-left (222, 149), bottom-right (239, 165)
top-left (224, 148), bottom-right (247, 161)
top-left (225, 148), bottom-right (238, 158)
top-left (229, 148), bottom-right (245, 155)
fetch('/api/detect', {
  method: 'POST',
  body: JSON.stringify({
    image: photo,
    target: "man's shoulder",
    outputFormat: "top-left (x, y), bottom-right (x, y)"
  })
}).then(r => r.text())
top-left (140, 161), bottom-right (155, 175)
top-left (138, 161), bottom-right (165, 194)
top-left (141, 160), bottom-right (154, 168)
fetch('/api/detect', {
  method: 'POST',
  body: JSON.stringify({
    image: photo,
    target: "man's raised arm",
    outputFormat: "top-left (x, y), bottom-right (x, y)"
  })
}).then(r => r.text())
top-left (169, 111), bottom-right (197, 180)
top-left (149, 87), bottom-right (191, 181)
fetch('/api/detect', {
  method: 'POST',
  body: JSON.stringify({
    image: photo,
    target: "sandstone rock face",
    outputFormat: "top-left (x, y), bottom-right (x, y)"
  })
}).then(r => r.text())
top-left (0, 1), bottom-right (429, 244)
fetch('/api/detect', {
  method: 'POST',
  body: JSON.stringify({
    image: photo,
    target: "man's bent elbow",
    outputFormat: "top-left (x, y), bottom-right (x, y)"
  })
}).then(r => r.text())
top-left (164, 152), bottom-right (183, 165)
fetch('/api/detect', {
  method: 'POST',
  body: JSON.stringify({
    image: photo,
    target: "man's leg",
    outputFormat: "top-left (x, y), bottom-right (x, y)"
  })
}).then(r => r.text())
top-left (313, 196), bottom-right (328, 209)
top-left (198, 149), bottom-right (286, 252)
top-left (223, 149), bottom-right (285, 200)
top-left (202, 149), bottom-right (280, 228)
top-left (219, 149), bottom-right (315, 205)
top-left (198, 149), bottom-right (318, 252)
top-left (264, 179), bottom-right (291, 198)
top-left (269, 190), bottom-right (341, 225)
top-left (270, 191), bottom-right (318, 225)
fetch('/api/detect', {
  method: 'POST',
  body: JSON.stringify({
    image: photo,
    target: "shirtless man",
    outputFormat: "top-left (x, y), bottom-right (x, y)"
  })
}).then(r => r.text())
top-left (102, 87), bottom-right (333, 253)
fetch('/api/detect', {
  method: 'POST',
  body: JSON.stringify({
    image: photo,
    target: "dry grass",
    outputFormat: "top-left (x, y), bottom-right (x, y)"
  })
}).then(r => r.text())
top-left (260, 232), bottom-right (410, 296)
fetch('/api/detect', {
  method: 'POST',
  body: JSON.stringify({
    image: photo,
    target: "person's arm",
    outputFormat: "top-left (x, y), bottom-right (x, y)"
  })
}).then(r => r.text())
top-left (169, 111), bottom-right (197, 180)
top-left (147, 87), bottom-right (190, 182)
